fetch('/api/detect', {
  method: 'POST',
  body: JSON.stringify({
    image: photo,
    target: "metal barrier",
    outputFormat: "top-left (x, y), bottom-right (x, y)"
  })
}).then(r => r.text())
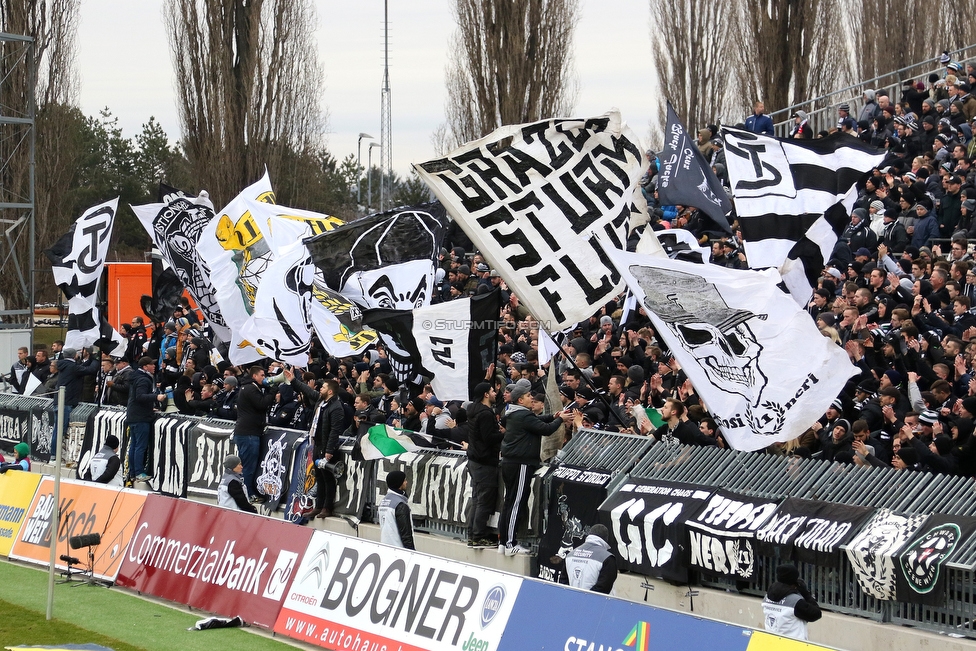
top-left (770, 43), bottom-right (976, 138)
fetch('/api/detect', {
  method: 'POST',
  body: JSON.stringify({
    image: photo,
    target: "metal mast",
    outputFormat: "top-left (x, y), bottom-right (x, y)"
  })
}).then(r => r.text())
top-left (379, 0), bottom-right (393, 211)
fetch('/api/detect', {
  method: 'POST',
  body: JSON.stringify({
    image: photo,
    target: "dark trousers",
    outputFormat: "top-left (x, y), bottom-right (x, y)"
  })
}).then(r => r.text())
top-left (466, 459), bottom-right (499, 541)
top-left (235, 434), bottom-right (261, 495)
top-left (314, 451), bottom-right (340, 510)
top-left (127, 421), bottom-right (151, 478)
top-left (499, 461), bottom-right (537, 547)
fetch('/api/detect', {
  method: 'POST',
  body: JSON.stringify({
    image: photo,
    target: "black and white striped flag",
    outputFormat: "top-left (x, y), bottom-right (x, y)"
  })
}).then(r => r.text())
top-left (722, 128), bottom-right (886, 303)
top-left (45, 198), bottom-right (126, 356)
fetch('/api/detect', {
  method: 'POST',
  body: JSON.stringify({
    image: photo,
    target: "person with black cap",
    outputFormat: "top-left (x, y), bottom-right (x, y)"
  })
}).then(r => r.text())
top-left (563, 523), bottom-right (618, 594)
top-left (90, 435), bottom-right (122, 487)
top-left (465, 381), bottom-right (503, 547)
top-left (499, 382), bottom-right (573, 555)
top-left (217, 454), bottom-right (257, 513)
top-left (378, 470), bottom-right (414, 549)
top-left (762, 563), bottom-right (821, 641)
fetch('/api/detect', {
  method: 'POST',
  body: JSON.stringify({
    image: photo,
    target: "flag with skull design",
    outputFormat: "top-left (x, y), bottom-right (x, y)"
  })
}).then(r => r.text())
top-left (304, 203), bottom-right (448, 311)
top-left (604, 244), bottom-right (857, 452)
top-left (132, 185), bottom-right (231, 342)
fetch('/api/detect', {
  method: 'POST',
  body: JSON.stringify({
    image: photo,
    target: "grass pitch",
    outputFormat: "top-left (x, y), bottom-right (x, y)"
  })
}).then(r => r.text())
top-left (0, 559), bottom-right (302, 650)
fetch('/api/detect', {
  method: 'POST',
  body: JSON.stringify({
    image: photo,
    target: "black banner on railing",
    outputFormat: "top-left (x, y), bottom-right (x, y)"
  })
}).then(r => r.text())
top-left (148, 417), bottom-right (192, 497)
top-left (895, 513), bottom-right (976, 606)
top-left (76, 409), bottom-right (127, 481)
top-left (537, 464), bottom-right (612, 584)
top-left (186, 421), bottom-right (234, 498)
top-left (756, 497), bottom-right (874, 567)
top-left (685, 489), bottom-right (780, 580)
top-left (256, 426), bottom-right (305, 512)
top-left (599, 479), bottom-right (713, 582)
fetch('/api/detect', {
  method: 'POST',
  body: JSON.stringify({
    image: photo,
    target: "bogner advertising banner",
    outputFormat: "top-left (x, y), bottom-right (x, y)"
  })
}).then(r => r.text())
top-left (116, 494), bottom-right (313, 629)
top-left (598, 479), bottom-right (713, 582)
top-left (0, 470), bottom-right (42, 556)
top-left (685, 489), bottom-right (779, 580)
top-left (275, 531), bottom-right (524, 651)
top-left (10, 477), bottom-right (147, 581)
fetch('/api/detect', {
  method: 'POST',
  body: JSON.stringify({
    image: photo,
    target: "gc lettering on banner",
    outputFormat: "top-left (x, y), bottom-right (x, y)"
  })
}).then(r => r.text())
top-left (416, 111), bottom-right (648, 330)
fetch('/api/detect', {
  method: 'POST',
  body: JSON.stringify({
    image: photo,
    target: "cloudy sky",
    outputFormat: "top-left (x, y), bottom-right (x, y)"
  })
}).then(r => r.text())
top-left (77, 0), bottom-right (656, 178)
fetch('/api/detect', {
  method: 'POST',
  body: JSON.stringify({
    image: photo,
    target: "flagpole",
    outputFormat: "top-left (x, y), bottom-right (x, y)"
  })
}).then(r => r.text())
top-left (542, 329), bottom-right (627, 428)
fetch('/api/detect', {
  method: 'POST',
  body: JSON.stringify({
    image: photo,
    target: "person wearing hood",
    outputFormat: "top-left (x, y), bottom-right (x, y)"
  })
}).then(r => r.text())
top-left (911, 201), bottom-right (939, 248)
top-left (762, 564), bottom-right (822, 641)
top-left (859, 89), bottom-right (881, 123)
top-left (217, 454), bottom-right (257, 513)
top-left (564, 524), bottom-right (618, 594)
top-left (90, 435), bottom-right (122, 486)
top-left (843, 209), bottom-right (877, 254)
top-left (378, 470), bottom-right (414, 549)
top-left (790, 110), bottom-right (812, 139)
top-left (498, 383), bottom-right (573, 555)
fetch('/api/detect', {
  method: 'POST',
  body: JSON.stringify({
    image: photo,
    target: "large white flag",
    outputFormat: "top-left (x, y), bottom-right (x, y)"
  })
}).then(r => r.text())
top-left (195, 172), bottom-right (275, 365)
top-left (45, 198), bottom-right (125, 355)
top-left (240, 201), bottom-right (378, 364)
top-left (604, 244), bottom-right (857, 452)
top-left (416, 111), bottom-right (647, 330)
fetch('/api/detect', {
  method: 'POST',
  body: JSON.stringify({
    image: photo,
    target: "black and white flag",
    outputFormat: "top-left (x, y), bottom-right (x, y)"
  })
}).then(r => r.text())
top-left (140, 249), bottom-right (186, 325)
top-left (722, 127), bottom-right (886, 303)
top-left (45, 198), bottom-right (126, 355)
top-left (657, 103), bottom-right (732, 233)
top-left (604, 245), bottom-right (857, 451)
top-left (362, 289), bottom-right (500, 400)
top-left (416, 111), bottom-right (648, 331)
top-left (305, 203), bottom-right (447, 311)
top-left (132, 186), bottom-right (229, 341)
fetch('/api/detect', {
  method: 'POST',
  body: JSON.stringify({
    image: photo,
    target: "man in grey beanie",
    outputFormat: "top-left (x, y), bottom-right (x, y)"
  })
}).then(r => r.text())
top-left (498, 383), bottom-right (572, 555)
top-left (217, 454), bottom-right (256, 513)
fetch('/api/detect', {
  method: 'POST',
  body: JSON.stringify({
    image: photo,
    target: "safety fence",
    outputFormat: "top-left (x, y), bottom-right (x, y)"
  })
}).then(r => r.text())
top-left (4, 393), bottom-right (976, 639)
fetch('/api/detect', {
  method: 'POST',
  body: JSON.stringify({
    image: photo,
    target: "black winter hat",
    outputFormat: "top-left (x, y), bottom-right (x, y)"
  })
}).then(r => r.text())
top-left (386, 470), bottom-right (406, 490)
top-left (776, 564), bottom-right (800, 585)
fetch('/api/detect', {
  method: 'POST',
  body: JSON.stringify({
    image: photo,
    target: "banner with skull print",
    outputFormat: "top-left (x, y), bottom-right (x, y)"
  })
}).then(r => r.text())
top-left (239, 200), bottom-right (377, 363)
top-left (194, 172), bottom-right (276, 365)
top-left (304, 203), bottom-right (447, 311)
top-left (604, 245), bottom-right (857, 452)
top-left (895, 513), bottom-right (976, 605)
top-left (415, 111), bottom-right (648, 331)
top-left (845, 509), bottom-right (929, 601)
top-left (45, 198), bottom-right (126, 354)
top-left (685, 489), bottom-right (780, 580)
top-left (131, 186), bottom-right (230, 342)
top-left (362, 289), bottom-right (500, 399)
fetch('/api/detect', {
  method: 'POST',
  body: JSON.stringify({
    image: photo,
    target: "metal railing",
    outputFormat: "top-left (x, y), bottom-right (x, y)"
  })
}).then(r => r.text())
top-left (771, 43), bottom-right (976, 138)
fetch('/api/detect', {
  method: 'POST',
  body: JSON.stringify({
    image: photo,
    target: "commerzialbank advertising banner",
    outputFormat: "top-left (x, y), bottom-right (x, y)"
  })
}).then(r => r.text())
top-left (274, 530), bottom-right (524, 651)
top-left (115, 494), bottom-right (313, 629)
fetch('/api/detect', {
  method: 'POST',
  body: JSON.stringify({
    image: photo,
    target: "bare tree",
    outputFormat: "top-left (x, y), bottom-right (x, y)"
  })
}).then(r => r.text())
top-left (165, 0), bottom-right (325, 207)
top-left (734, 0), bottom-right (853, 116)
top-left (650, 0), bottom-right (739, 134)
top-left (440, 0), bottom-right (580, 151)
top-left (855, 1), bottom-right (940, 81)
top-left (0, 0), bottom-right (81, 308)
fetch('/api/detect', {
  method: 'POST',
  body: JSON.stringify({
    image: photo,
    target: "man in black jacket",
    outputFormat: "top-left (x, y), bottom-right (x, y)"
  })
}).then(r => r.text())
top-left (54, 348), bottom-right (99, 448)
top-left (233, 366), bottom-right (277, 503)
top-left (652, 399), bottom-right (717, 447)
top-left (466, 382), bottom-right (503, 547)
top-left (286, 370), bottom-right (344, 518)
top-left (499, 383), bottom-right (572, 555)
top-left (127, 356), bottom-right (165, 482)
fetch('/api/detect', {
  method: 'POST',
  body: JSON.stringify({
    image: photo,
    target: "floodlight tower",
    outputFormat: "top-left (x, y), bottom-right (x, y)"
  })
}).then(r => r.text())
top-left (379, 0), bottom-right (393, 211)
